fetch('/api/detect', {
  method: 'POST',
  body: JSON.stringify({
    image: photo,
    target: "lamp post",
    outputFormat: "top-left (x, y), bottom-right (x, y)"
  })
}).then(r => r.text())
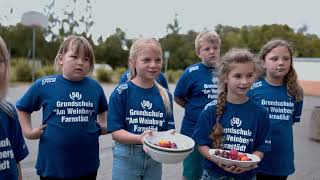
top-left (164, 51), bottom-right (170, 78)
top-left (21, 11), bottom-right (48, 82)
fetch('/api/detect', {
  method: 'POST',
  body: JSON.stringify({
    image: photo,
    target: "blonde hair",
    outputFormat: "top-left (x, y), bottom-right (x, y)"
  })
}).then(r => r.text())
top-left (195, 30), bottom-right (221, 54)
top-left (54, 35), bottom-right (95, 73)
top-left (210, 48), bottom-right (258, 148)
top-left (128, 38), bottom-right (171, 114)
top-left (0, 36), bottom-right (14, 117)
top-left (259, 39), bottom-right (303, 101)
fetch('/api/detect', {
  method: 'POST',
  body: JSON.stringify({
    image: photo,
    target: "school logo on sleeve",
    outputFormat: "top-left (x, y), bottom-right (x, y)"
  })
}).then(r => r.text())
top-left (230, 117), bottom-right (242, 127)
top-left (41, 77), bottom-right (56, 85)
top-left (141, 100), bottom-right (152, 110)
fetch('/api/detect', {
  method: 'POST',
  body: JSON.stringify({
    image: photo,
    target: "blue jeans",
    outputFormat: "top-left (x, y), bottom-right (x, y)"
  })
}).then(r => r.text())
top-left (201, 169), bottom-right (256, 180)
top-left (112, 142), bottom-right (162, 180)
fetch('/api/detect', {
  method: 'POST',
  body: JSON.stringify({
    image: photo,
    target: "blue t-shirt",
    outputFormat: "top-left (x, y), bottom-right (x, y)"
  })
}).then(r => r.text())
top-left (174, 62), bottom-right (219, 137)
top-left (248, 78), bottom-right (304, 176)
top-left (16, 75), bottom-right (108, 178)
top-left (0, 103), bottom-right (29, 180)
top-left (193, 99), bottom-right (271, 179)
top-left (108, 81), bottom-right (175, 134)
top-left (119, 70), bottom-right (169, 90)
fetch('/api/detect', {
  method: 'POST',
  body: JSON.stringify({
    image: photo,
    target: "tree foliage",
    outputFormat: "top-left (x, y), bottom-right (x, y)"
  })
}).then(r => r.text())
top-left (1, 7), bottom-right (320, 70)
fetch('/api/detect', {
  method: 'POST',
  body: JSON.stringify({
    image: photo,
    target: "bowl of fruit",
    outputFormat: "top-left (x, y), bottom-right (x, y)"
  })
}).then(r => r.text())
top-left (144, 131), bottom-right (195, 152)
top-left (143, 131), bottom-right (195, 164)
top-left (208, 149), bottom-right (261, 168)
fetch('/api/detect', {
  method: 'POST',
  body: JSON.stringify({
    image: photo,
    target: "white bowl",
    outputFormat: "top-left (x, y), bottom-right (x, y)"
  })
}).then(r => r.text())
top-left (144, 131), bottom-right (195, 152)
top-left (144, 143), bottom-right (193, 164)
top-left (208, 149), bottom-right (261, 168)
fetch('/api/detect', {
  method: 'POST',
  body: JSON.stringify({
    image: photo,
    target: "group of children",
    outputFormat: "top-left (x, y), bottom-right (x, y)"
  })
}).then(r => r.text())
top-left (0, 30), bottom-right (303, 180)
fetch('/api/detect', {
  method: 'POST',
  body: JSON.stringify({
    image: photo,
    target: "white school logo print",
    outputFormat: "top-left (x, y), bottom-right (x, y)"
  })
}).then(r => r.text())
top-left (230, 117), bottom-right (242, 127)
top-left (141, 100), bottom-right (152, 110)
top-left (69, 92), bottom-right (82, 101)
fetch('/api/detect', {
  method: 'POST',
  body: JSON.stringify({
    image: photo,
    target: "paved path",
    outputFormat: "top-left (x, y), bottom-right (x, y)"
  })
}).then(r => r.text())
top-left (7, 83), bottom-right (320, 180)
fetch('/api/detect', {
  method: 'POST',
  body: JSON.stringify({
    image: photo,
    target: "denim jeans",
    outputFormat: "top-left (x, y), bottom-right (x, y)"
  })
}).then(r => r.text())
top-left (112, 142), bottom-right (162, 180)
top-left (201, 169), bottom-right (256, 180)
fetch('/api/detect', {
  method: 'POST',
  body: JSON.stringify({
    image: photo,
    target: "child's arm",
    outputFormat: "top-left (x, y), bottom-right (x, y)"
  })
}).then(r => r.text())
top-left (252, 150), bottom-right (264, 160)
top-left (17, 110), bottom-right (46, 140)
top-left (97, 110), bottom-right (107, 135)
top-left (112, 129), bottom-right (153, 144)
top-left (174, 96), bottom-right (187, 107)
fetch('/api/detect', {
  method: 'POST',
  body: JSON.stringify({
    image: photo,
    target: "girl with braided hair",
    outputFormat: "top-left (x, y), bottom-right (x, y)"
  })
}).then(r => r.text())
top-left (248, 39), bottom-right (304, 180)
top-left (193, 48), bottom-right (271, 180)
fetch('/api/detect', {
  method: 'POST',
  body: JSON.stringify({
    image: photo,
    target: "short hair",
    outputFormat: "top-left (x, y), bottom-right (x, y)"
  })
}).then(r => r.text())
top-left (195, 31), bottom-right (221, 54)
top-left (54, 35), bottom-right (95, 73)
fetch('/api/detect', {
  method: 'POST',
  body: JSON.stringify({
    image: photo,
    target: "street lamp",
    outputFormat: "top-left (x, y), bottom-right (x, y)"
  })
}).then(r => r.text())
top-left (21, 11), bottom-right (48, 82)
top-left (164, 51), bottom-right (170, 78)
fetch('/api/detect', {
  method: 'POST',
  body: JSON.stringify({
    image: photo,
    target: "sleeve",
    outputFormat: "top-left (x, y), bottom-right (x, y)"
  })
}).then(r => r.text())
top-left (10, 106), bottom-right (29, 162)
top-left (254, 108), bottom-right (271, 152)
top-left (192, 106), bottom-right (214, 146)
top-left (158, 73), bottom-right (169, 90)
top-left (165, 92), bottom-right (175, 130)
top-left (16, 80), bottom-right (42, 113)
top-left (293, 99), bottom-right (304, 123)
top-left (97, 84), bottom-right (109, 114)
top-left (107, 87), bottom-right (127, 132)
top-left (174, 69), bottom-right (191, 99)
top-left (118, 71), bottom-right (129, 84)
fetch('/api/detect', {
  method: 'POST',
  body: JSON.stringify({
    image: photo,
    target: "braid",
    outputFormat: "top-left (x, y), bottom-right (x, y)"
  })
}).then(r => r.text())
top-left (284, 67), bottom-right (303, 101)
top-left (210, 84), bottom-right (227, 148)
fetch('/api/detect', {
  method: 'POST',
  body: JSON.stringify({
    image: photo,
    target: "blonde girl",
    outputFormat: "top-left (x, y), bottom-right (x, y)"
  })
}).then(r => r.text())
top-left (193, 48), bottom-right (271, 180)
top-left (107, 38), bottom-right (175, 180)
top-left (249, 39), bottom-right (303, 180)
top-left (0, 36), bottom-right (29, 180)
top-left (16, 35), bottom-right (108, 180)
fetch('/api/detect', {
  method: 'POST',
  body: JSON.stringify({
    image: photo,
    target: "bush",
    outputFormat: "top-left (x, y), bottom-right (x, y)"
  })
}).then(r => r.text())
top-left (167, 69), bottom-right (183, 83)
top-left (35, 65), bottom-right (56, 79)
top-left (14, 59), bottom-right (32, 82)
top-left (96, 67), bottom-right (112, 83)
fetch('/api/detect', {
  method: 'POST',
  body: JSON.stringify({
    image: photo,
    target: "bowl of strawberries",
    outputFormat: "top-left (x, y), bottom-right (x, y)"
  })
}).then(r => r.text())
top-left (143, 131), bottom-right (195, 164)
top-left (208, 149), bottom-right (261, 168)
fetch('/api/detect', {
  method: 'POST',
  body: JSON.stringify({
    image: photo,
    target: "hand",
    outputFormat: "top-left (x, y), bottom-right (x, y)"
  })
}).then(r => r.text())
top-left (218, 163), bottom-right (257, 174)
top-left (167, 129), bottom-right (176, 135)
top-left (139, 130), bottom-right (154, 144)
top-left (27, 124), bottom-right (47, 140)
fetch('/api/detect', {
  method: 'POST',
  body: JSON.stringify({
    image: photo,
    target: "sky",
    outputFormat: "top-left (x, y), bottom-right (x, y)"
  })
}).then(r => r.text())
top-left (1, 0), bottom-right (319, 44)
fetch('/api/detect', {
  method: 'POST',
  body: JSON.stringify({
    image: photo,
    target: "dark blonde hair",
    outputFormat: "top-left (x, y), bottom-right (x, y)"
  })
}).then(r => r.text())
top-left (195, 30), bottom-right (221, 54)
top-left (0, 36), bottom-right (14, 117)
top-left (128, 38), bottom-right (171, 114)
top-left (54, 35), bottom-right (95, 73)
top-left (259, 39), bottom-right (303, 101)
top-left (210, 48), bottom-right (259, 148)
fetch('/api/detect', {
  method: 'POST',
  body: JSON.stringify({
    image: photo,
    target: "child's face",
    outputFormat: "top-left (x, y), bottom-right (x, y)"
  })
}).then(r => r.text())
top-left (59, 48), bottom-right (91, 81)
top-left (263, 46), bottom-right (291, 81)
top-left (225, 62), bottom-right (256, 99)
top-left (197, 41), bottom-right (220, 67)
top-left (131, 45), bottom-right (162, 82)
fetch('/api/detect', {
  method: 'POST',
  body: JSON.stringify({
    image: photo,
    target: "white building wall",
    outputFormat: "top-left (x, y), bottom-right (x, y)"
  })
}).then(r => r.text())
top-left (294, 58), bottom-right (320, 81)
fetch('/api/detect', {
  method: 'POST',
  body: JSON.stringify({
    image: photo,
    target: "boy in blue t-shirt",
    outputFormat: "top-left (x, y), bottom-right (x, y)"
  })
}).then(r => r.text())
top-left (16, 36), bottom-right (108, 180)
top-left (119, 70), bottom-right (169, 90)
top-left (174, 31), bottom-right (220, 180)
